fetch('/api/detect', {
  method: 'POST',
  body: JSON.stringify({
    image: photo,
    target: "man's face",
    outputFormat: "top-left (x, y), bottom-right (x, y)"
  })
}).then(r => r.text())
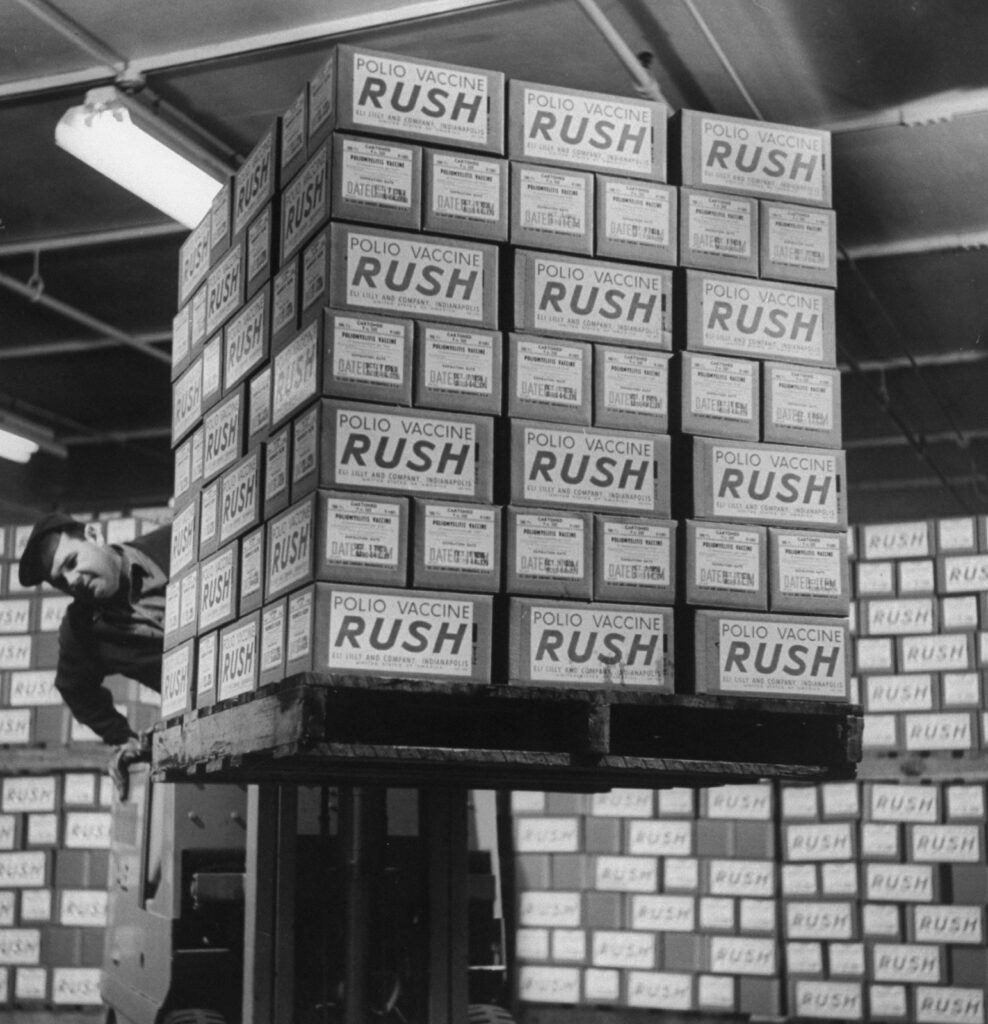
top-left (48, 531), bottom-right (123, 602)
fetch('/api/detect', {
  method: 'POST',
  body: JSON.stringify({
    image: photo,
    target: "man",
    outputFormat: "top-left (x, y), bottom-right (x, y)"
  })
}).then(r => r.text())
top-left (18, 512), bottom-right (171, 792)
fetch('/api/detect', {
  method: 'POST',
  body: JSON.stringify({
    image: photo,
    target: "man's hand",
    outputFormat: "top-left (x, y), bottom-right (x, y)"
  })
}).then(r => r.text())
top-left (108, 733), bottom-right (151, 801)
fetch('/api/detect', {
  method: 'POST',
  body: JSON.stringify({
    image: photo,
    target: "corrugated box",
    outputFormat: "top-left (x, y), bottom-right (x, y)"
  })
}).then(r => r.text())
top-left (759, 201), bottom-right (837, 287)
top-left (258, 598), bottom-right (287, 688)
top-left (278, 87), bottom-right (308, 184)
top-left (233, 123), bottom-right (279, 239)
top-left (264, 494), bottom-right (317, 602)
top-left (769, 527), bottom-right (849, 615)
top-left (330, 223), bottom-right (499, 329)
top-left (223, 285), bottom-right (270, 395)
top-left (514, 249), bottom-right (672, 350)
top-left (323, 307), bottom-right (414, 406)
top-left (593, 515), bottom-right (676, 604)
top-left (280, 141), bottom-right (331, 264)
top-left (284, 582), bottom-right (493, 683)
top-left (680, 269), bottom-right (836, 367)
top-left (505, 506), bottom-right (594, 599)
top-left (679, 187), bottom-right (758, 276)
top-left (307, 46), bottom-right (505, 155)
top-left (509, 80), bottom-right (666, 180)
top-left (508, 597), bottom-right (674, 689)
top-left (594, 175), bottom-right (677, 265)
top-left (692, 609), bottom-right (849, 701)
top-left (593, 346), bottom-right (669, 433)
top-left (332, 133), bottom-right (422, 230)
top-left (683, 520), bottom-right (767, 610)
top-left (511, 420), bottom-right (671, 517)
top-left (413, 322), bottom-right (502, 415)
top-left (245, 201), bottom-right (276, 299)
top-left (690, 437), bottom-right (847, 531)
top-left (762, 362), bottom-right (842, 449)
top-left (422, 149), bottom-right (508, 241)
top-left (673, 110), bottom-right (831, 207)
top-left (411, 500), bottom-right (501, 593)
top-left (507, 334), bottom-right (592, 425)
top-left (510, 162), bottom-right (594, 255)
top-left (217, 611), bottom-right (260, 702)
top-left (678, 351), bottom-right (759, 440)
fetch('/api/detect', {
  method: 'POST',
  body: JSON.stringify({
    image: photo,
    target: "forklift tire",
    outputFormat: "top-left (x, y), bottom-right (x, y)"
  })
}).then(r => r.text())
top-left (161, 1012), bottom-right (227, 1024)
top-left (467, 1006), bottom-right (517, 1024)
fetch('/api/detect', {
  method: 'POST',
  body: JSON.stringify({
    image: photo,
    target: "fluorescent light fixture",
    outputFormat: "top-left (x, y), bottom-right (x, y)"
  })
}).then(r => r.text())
top-left (55, 86), bottom-right (227, 229)
top-left (0, 411), bottom-right (67, 464)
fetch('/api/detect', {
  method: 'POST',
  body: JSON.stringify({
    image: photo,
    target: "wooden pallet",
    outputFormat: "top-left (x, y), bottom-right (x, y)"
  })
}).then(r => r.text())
top-left (152, 676), bottom-right (862, 790)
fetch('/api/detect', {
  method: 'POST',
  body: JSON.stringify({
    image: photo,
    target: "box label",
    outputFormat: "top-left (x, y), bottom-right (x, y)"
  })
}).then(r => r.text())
top-left (915, 986), bottom-right (985, 1024)
top-left (332, 315), bottom-right (406, 385)
top-left (234, 130), bottom-right (275, 235)
top-left (422, 504), bottom-right (496, 574)
top-left (327, 590), bottom-right (475, 677)
top-left (2, 777), bottom-right (55, 814)
top-left (282, 145), bottom-right (330, 260)
top-left (865, 863), bottom-right (935, 902)
top-left (197, 632), bottom-right (217, 701)
top-left (518, 166), bottom-right (588, 237)
top-left (199, 548), bottom-right (236, 632)
top-left (0, 852), bottom-right (46, 888)
top-left (708, 859), bottom-right (774, 897)
top-left (866, 674), bottom-right (934, 713)
top-left (246, 205), bottom-right (272, 283)
top-left (205, 243), bottom-right (243, 336)
top-left (630, 894), bottom-right (694, 931)
top-left (690, 354), bottom-right (755, 422)
top-left (0, 710), bottom-right (30, 745)
top-left (794, 981), bottom-right (863, 1021)
top-left (687, 192), bottom-right (752, 257)
top-left (592, 930), bottom-right (655, 969)
top-left (287, 589), bottom-right (313, 662)
top-left (518, 966), bottom-right (581, 1005)
top-left (179, 218), bottom-right (211, 304)
top-left (776, 531), bottom-right (843, 598)
top-left (272, 321), bottom-right (318, 425)
top-left (767, 205), bottom-right (832, 270)
top-left (601, 348), bottom-right (668, 418)
top-left (268, 501), bottom-right (313, 596)
top-left (602, 520), bottom-right (672, 590)
top-left (0, 635), bottom-right (30, 670)
top-left (225, 289), bottom-right (268, 390)
top-left (900, 634), bottom-right (971, 673)
top-left (266, 430), bottom-right (289, 504)
top-left (219, 453), bottom-right (260, 544)
top-left (52, 968), bottom-right (102, 1006)
top-left (869, 783), bottom-right (939, 823)
top-left (941, 554), bottom-right (988, 593)
top-left (326, 497), bottom-right (400, 567)
top-left (516, 513), bottom-right (585, 580)
top-left (60, 889), bottom-right (107, 927)
top-left (910, 822), bottom-right (981, 863)
top-left (63, 812), bottom-right (111, 849)
top-left (770, 366), bottom-right (835, 432)
top-left (172, 359), bottom-right (203, 442)
top-left (341, 136), bottom-right (414, 210)
top-left (0, 928), bottom-right (40, 964)
top-left (260, 603), bottom-right (286, 674)
top-left (291, 409), bottom-right (316, 489)
top-left (516, 339), bottom-right (584, 409)
top-left (273, 263), bottom-right (298, 338)
top-left (785, 901), bottom-right (854, 939)
top-left (603, 178), bottom-right (671, 247)
top-left (873, 943), bottom-right (941, 984)
top-left (202, 391), bottom-right (243, 482)
top-left (160, 643), bottom-right (192, 719)
top-left (422, 327), bottom-right (494, 395)
top-left (716, 616), bottom-right (847, 698)
top-left (0, 600), bottom-right (29, 634)
top-left (913, 906), bottom-right (983, 945)
top-left (219, 619), bottom-right (258, 699)
top-left (709, 935), bottom-right (776, 975)
top-left (627, 821), bottom-right (692, 857)
top-left (695, 524), bottom-right (761, 593)
top-left (518, 890), bottom-right (581, 927)
top-left (8, 671), bottom-right (57, 706)
top-left (626, 971), bottom-right (693, 1011)
top-left (864, 521), bottom-right (931, 560)
top-left (430, 153), bottom-right (502, 223)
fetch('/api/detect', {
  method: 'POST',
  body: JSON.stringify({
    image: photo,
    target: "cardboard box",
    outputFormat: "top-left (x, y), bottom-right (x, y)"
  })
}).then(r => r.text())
top-left (223, 285), bottom-right (270, 395)
top-left (271, 257), bottom-right (300, 349)
top-left (284, 582), bottom-right (492, 683)
top-left (318, 490), bottom-right (409, 588)
top-left (680, 269), bottom-right (836, 367)
top-left (762, 362), bottom-right (842, 449)
top-left (594, 175), bottom-right (676, 265)
top-left (195, 630), bottom-right (218, 709)
top-left (205, 240), bottom-right (245, 338)
top-left (594, 515), bottom-right (675, 604)
top-left (245, 201), bottom-right (276, 299)
top-left (864, 674), bottom-right (935, 713)
top-left (510, 162), bottom-right (594, 255)
top-left (332, 132), bottom-right (421, 229)
top-left (201, 385), bottom-right (246, 486)
top-left (684, 520), bottom-right (767, 610)
top-left (177, 215), bottom-right (211, 307)
top-left (264, 424), bottom-right (292, 518)
top-left (0, 599), bottom-right (32, 635)
top-left (281, 141), bottom-right (331, 265)
top-left (784, 900), bottom-right (857, 940)
top-left (279, 87), bottom-right (308, 184)
top-left (691, 609), bottom-right (849, 701)
top-left (678, 351), bottom-right (759, 440)
top-left (679, 187), bottom-right (758, 276)
top-left (769, 527), bottom-right (849, 615)
top-left (790, 980), bottom-right (863, 1021)
top-left (910, 905), bottom-right (984, 946)
top-left (168, 497), bottom-right (199, 577)
top-left (508, 597), bottom-right (673, 689)
top-left (908, 823), bottom-right (982, 862)
top-left (210, 178), bottom-right (233, 266)
top-left (862, 520), bottom-right (934, 561)
top-left (937, 553), bottom-right (988, 594)
top-left (855, 560), bottom-right (895, 598)
top-left (940, 670), bottom-right (981, 708)
top-left (247, 365), bottom-right (272, 449)
top-left (507, 334), bottom-right (592, 425)
top-left (197, 478), bottom-right (221, 559)
top-left (897, 632), bottom-right (973, 674)
top-left (171, 303), bottom-right (192, 382)
top-left (411, 500), bottom-right (501, 593)
top-left (783, 822), bottom-right (855, 861)
top-left (190, 284), bottom-right (208, 359)
top-left (271, 312), bottom-right (322, 430)
top-left (938, 516), bottom-right (979, 555)
top-left (511, 420), bottom-right (671, 517)
top-left (289, 403), bottom-right (321, 503)
top-left (264, 494), bottom-right (317, 603)
top-left (903, 711), bottom-right (975, 751)
top-left (299, 226), bottom-right (330, 317)
top-left (323, 307), bottom-right (414, 406)
top-left (593, 346), bottom-right (669, 432)
top-left (329, 223), bottom-right (499, 329)
top-left (307, 46), bottom-right (505, 154)
top-left (233, 124), bottom-right (279, 239)
top-left (197, 541), bottom-right (240, 636)
top-left (505, 507), bottom-right (593, 599)
top-left (217, 448), bottom-right (263, 548)
top-left (171, 356), bottom-right (203, 446)
top-left (217, 611), bottom-right (260, 703)
top-left (514, 249), bottom-right (672, 350)
top-left (673, 110), bottom-right (831, 207)
top-left (759, 201), bottom-right (837, 287)
top-left (160, 638), bottom-right (195, 720)
top-left (690, 437), bottom-right (847, 531)
top-left (861, 597), bottom-right (936, 636)
top-left (258, 598), bottom-right (287, 688)
top-left (414, 323), bottom-right (502, 415)
top-left (238, 526), bottom-right (265, 616)
top-left (865, 782), bottom-right (939, 822)
top-left (319, 400), bottom-right (494, 503)
top-left (422, 149), bottom-right (508, 241)
top-left (509, 80), bottom-right (666, 180)
top-left (0, 708), bottom-right (31, 746)
top-left (200, 333), bottom-right (224, 414)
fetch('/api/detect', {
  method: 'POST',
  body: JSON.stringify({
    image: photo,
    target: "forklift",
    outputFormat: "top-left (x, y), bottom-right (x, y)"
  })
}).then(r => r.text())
top-left (102, 757), bottom-right (516, 1024)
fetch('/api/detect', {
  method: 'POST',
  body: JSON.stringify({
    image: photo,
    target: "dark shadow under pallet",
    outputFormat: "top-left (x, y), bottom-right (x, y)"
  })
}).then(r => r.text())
top-left (153, 676), bottom-right (862, 790)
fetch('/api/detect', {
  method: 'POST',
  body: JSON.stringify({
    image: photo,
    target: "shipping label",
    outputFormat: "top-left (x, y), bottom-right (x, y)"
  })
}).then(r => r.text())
top-left (191, 287), bottom-right (207, 349)
top-left (517, 166), bottom-right (589, 237)
top-left (265, 429), bottom-right (289, 505)
top-left (334, 407), bottom-right (480, 498)
top-left (592, 930), bottom-right (655, 969)
top-left (873, 943), bottom-right (941, 984)
top-left (0, 599), bottom-right (29, 634)
top-left (430, 153), bottom-right (502, 223)
top-left (0, 635), bottom-right (30, 670)
top-left (224, 288), bottom-right (268, 390)
top-left (865, 863), bottom-right (936, 902)
top-left (199, 481), bottom-right (219, 550)
top-left (171, 500), bottom-right (198, 576)
top-left (913, 906), bottom-right (983, 945)
top-left (219, 451), bottom-right (260, 545)
top-left (234, 128), bottom-right (275, 235)
top-left (705, 784), bottom-right (772, 820)
top-left (197, 632), bottom-right (217, 702)
top-left (8, 671), bottom-right (58, 706)
top-left (0, 928), bottom-right (40, 965)
top-left (939, 516), bottom-right (977, 553)
top-left (179, 218), bottom-right (211, 305)
top-left (776, 531), bottom-right (844, 599)
top-left (715, 616), bottom-right (847, 699)
top-left (287, 589), bottom-right (313, 663)
top-left (525, 603), bottom-right (670, 687)
top-left (52, 967), bottom-right (102, 1006)
top-left (941, 598), bottom-right (978, 632)
top-left (708, 859), bottom-right (774, 897)
top-left (865, 674), bottom-right (934, 713)
top-left (172, 358), bottom-right (203, 443)
top-left (0, 851), bottom-right (46, 888)
top-left (687, 192), bottom-right (753, 257)
top-left (0, 710), bottom-right (30, 745)
top-left (515, 338), bottom-right (584, 409)
top-left (863, 520), bottom-right (931, 560)
top-left (709, 935), bottom-right (776, 976)
top-left (626, 971), bottom-right (693, 1011)
top-left (260, 602), bottom-right (286, 674)
top-left (630, 894), bottom-right (695, 932)
top-left (947, 783), bottom-right (985, 819)
top-left (794, 981), bottom-right (863, 1021)
top-left (915, 986), bottom-right (985, 1024)
top-left (520, 252), bottom-right (671, 348)
top-left (690, 354), bottom-right (755, 422)
top-left (28, 814), bottom-right (57, 845)
top-left (205, 243), bottom-right (243, 336)
top-left (2, 776), bottom-right (55, 813)
top-left (326, 590), bottom-right (476, 677)
top-left (515, 513), bottom-right (585, 581)
top-left (240, 530), bottom-right (263, 607)
top-left (219, 618), bottom-right (258, 700)
top-left (785, 822), bottom-right (854, 861)
top-left (0, 817), bottom-right (17, 850)
top-left (941, 554), bottom-right (988, 593)
top-left (627, 821), bottom-right (692, 857)
top-left (909, 821), bottom-right (981, 863)
top-left (766, 205), bottom-right (832, 270)
top-left (518, 966), bottom-right (580, 1005)
top-left (199, 547), bottom-right (237, 632)
top-left (595, 855), bottom-right (659, 892)
top-left (785, 901), bottom-right (855, 940)
top-left (866, 598), bottom-right (935, 635)
top-left (696, 115), bottom-right (829, 204)
top-left (900, 633), bottom-right (971, 673)
top-left (601, 348), bottom-right (668, 418)
top-left (341, 136), bottom-right (415, 210)
top-left (518, 890), bottom-right (581, 927)
top-left (325, 497), bottom-right (401, 568)
top-left (422, 326), bottom-right (494, 395)
top-left (705, 442), bottom-right (843, 527)
top-left (694, 524), bottom-right (762, 593)
top-left (601, 520), bottom-right (672, 590)
top-left (291, 408), bottom-right (316, 490)
top-left (602, 178), bottom-right (672, 247)
top-left (332, 315), bottom-right (406, 386)
top-left (63, 812), bottom-right (112, 849)
top-left (591, 788), bottom-right (654, 816)
top-left (338, 227), bottom-right (496, 325)
top-left (302, 232), bottom-right (328, 310)
top-left (281, 90), bottom-right (306, 171)
top-left (869, 783), bottom-right (939, 823)
top-left (247, 204), bottom-right (272, 284)
top-left (63, 774), bottom-right (96, 807)
top-left (272, 321), bottom-right (318, 425)
top-left (282, 144), bottom-right (330, 261)
top-left (202, 390), bottom-right (243, 482)
top-left (273, 262), bottom-right (299, 338)
top-left (174, 435), bottom-right (192, 499)
top-left (769, 366), bottom-right (836, 432)
top-left (60, 889), bottom-right (107, 927)
top-left (268, 500), bottom-right (313, 597)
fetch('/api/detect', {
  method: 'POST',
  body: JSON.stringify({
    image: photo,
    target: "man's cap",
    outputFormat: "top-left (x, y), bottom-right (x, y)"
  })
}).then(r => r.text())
top-left (18, 512), bottom-right (83, 587)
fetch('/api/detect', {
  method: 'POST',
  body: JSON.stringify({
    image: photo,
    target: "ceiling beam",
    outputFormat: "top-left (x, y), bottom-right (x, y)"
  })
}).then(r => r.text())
top-left (845, 428), bottom-right (988, 451)
top-left (0, 223), bottom-right (184, 256)
top-left (0, 332), bottom-right (170, 360)
top-left (850, 474), bottom-right (987, 493)
top-left (12, 0), bottom-right (127, 74)
top-left (61, 426), bottom-right (172, 445)
top-left (840, 349), bottom-right (988, 374)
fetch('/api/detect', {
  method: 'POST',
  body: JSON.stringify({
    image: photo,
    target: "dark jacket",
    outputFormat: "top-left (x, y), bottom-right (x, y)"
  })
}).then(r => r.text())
top-left (54, 524), bottom-right (170, 745)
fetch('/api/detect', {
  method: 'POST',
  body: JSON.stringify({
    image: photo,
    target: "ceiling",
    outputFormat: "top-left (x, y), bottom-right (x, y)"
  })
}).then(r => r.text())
top-left (2, 0), bottom-right (988, 525)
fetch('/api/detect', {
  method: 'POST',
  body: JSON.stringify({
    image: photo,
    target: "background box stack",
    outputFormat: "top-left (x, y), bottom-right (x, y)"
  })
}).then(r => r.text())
top-left (669, 110), bottom-right (851, 708)
top-left (0, 771), bottom-right (112, 1009)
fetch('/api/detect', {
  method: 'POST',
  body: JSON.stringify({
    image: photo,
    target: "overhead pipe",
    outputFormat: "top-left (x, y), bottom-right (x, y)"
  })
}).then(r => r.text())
top-left (0, 333), bottom-right (170, 361)
top-left (0, 224), bottom-right (184, 258)
top-left (574, 0), bottom-right (665, 103)
top-left (13, 0), bottom-right (127, 75)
